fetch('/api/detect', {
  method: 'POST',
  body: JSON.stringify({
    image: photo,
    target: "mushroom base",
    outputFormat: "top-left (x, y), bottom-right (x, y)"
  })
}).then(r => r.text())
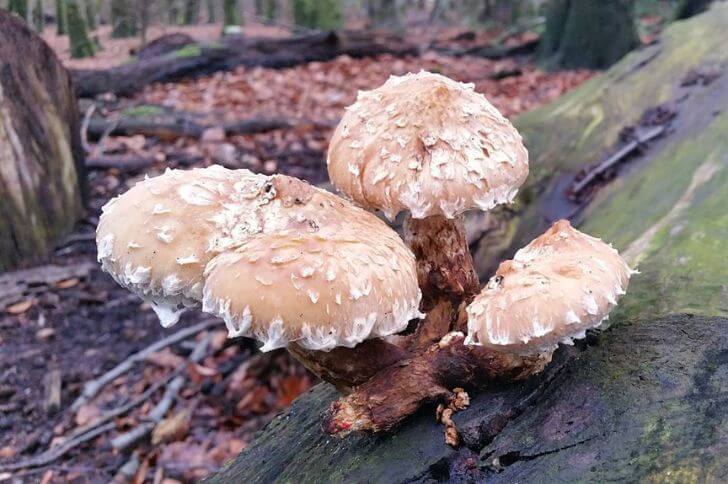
top-left (287, 338), bottom-right (408, 394)
top-left (322, 332), bottom-right (551, 436)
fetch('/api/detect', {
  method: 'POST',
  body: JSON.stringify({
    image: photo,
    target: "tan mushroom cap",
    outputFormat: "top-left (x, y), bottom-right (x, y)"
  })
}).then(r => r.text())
top-left (327, 71), bottom-right (529, 220)
top-left (465, 220), bottom-right (633, 355)
top-left (97, 166), bottom-right (277, 326)
top-left (202, 226), bottom-right (422, 352)
top-left (97, 165), bottom-right (422, 351)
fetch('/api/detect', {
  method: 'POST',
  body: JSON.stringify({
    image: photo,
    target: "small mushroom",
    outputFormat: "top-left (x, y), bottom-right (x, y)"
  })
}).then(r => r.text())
top-left (327, 71), bottom-right (528, 315)
top-left (324, 220), bottom-right (632, 437)
top-left (465, 219), bottom-right (633, 355)
top-left (97, 166), bottom-right (422, 389)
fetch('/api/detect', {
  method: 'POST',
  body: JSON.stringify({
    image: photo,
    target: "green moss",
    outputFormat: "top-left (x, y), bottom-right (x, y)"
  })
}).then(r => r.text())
top-left (121, 104), bottom-right (165, 118)
top-left (168, 44), bottom-right (202, 59)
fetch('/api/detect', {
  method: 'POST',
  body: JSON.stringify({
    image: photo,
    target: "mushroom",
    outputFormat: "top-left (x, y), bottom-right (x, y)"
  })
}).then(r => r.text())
top-left (324, 220), bottom-right (632, 437)
top-left (465, 219), bottom-right (633, 355)
top-left (97, 166), bottom-right (422, 391)
top-left (327, 71), bottom-right (528, 314)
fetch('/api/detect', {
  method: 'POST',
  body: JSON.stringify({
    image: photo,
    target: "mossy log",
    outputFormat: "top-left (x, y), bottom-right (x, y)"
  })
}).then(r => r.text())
top-left (0, 11), bottom-right (86, 272)
top-left (206, 5), bottom-right (728, 482)
top-left (72, 31), bottom-right (417, 98)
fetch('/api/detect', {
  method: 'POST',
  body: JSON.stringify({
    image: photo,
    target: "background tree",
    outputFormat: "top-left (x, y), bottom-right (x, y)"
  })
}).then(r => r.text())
top-left (85, 0), bottom-right (97, 30)
top-left (8, 0), bottom-right (29, 20)
top-left (111, 0), bottom-right (138, 37)
top-left (255, 0), bottom-right (277, 24)
top-left (539, 0), bottom-right (638, 69)
top-left (56, 0), bottom-right (67, 34)
top-left (292, 0), bottom-right (342, 30)
top-left (366, 0), bottom-right (400, 29)
top-left (223, 0), bottom-right (239, 29)
top-left (674, 0), bottom-right (714, 19)
top-left (67, 0), bottom-right (95, 57)
top-left (183, 0), bottom-right (200, 24)
top-left (206, 0), bottom-right (216, 22)
top-left (32, 0), bottom-right (43, 31)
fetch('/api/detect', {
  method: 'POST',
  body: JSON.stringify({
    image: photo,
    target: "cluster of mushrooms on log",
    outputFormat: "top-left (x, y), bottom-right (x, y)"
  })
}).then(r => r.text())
top-left (97, 71), bottom-right (633, 446)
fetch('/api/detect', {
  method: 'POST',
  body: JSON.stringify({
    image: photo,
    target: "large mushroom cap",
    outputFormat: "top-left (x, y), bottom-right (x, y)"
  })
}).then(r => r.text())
top-left (97, 166), bottom-right (422, 351)
top-left (96, 166), bottom-right (276, 326)
top-left (327, 70), bottom-right (529, 220)
top-left (465, 220), bottom-right (632, 355)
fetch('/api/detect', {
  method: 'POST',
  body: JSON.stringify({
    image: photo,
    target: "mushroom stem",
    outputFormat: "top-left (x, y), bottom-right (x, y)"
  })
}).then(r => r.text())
top-left (288, 338), bottom-right (408, 394)
top-left (403, 214), bottom-right (480, 306)
top-left (323, 332), bottom-right (550, 436)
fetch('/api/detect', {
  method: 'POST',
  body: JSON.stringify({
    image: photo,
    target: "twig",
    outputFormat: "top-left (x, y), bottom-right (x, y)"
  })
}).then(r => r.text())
top-left (571, 125), bottom-right (665, 196)
top-left (70, 320), bottom-right (217, 412)
top-left (109, 453), bottom-right (140, 484)
top-left (0, 423), bottom-right (115, 473)
top-left (111, 334), bottom-right (211, 452)
top-left (43, 370), bottom-right (62, 413)
top-left (80, 104), bottom-right (96, 154)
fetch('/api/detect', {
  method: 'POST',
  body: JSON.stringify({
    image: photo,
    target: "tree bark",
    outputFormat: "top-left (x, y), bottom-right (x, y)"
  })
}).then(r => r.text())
top-left (0, 11), bottom-right (86, 271)
top-left (67, 0), bottom-right (95, 58)
top-left (110, 0), bottom-right (137, 37)
top-left (539, 0), bottom-right (638, 69)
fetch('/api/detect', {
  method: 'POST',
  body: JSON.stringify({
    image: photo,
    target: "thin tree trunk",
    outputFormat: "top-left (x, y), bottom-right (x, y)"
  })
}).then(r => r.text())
top-left (223, 0), bottom-right (239, 28)
top-left (85, 0), bottom-right (97, 30)
top-left (138, 0), bottom-right (150, 46)
top-left (32, 0), bottom-right (43, 31)
top-left (111, 0), bottom-right (138, 37)
top-left (67, 0), bottom-right (95, 58)
top-left (8, 0), bottom-right (29, 20)
top-left (56, 0), bottom-right (67, 34)
top-left (183, 0), bottom-right (200, 24)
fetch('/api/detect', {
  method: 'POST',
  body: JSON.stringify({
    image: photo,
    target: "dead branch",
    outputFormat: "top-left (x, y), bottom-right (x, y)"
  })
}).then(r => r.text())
top-left (571, 125), bottom-right (665, 197)
top-left (0, 261), bottom-right (97, 308)
top-left (0, 423), bottom-right (115, 473)
top-left (111, 334), bottom-right (211, 452)
top-left (70, 320), bottom-right (217, 412)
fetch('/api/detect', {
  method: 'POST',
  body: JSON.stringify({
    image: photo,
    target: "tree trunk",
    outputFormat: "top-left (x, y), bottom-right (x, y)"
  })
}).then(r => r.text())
top-left (138, 0), bottom-right (150, 47)
top-left (8, 0), bottom-right (29, 20)
top-left (366, 0), bottom-right (400, 29)
top-left (67, 0), bottom-right (95, 58)
top-left (32, 0), bottom-right (43, 31)
top-left (255, 0), bottom-right (276, 24)
top-left (539, 0), bottom-right (638, 69)
top-left (205, 6), bottom-right (728, 482)
top-left (110, 0), bottom-right (137, 37)
top-left (183, 0), bottom-right (200, 24)
top-left (84, 0), bottom-right (97, 30)
top-left (55, 0), bottom-right (67, 34)
top-left (205, 0), bottom-right (215, 22)
top-left (292, 0), bottom-right (342, 30)
top-left (0, 11), bottom-right (86, 271)
top-left (223, 0), bottom-right (239, 28)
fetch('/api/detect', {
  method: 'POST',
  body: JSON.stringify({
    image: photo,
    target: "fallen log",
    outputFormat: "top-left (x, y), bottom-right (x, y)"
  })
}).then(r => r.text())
top-left (73, 30), bottom-right (418, 98)
top-left (0, 261), bottom-right (97, 308)
top-left (86, 111), bottom-right (333, 142)
top-left (205, 7), bottom-right (728, 482)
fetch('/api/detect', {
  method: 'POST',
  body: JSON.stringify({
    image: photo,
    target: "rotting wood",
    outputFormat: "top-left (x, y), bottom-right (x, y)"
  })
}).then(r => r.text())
top-left (43, 370), bottom-right (62, 414)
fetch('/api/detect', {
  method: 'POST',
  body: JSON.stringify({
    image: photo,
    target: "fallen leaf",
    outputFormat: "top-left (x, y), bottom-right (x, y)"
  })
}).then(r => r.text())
top-left (36, 328), bottom-right (56, 341)
top-left (5, 300), bottom-right (33, 314)
top-left (75, 404), bottom-right (101, 426)
top-left (146, 348), bottom-right (186, 369)
top-left (152, 409), bottom-right (191, 445)
top-left (0, 446), bottom-right (15, 458)
top-left (55, 278), bottom-right (80, 289)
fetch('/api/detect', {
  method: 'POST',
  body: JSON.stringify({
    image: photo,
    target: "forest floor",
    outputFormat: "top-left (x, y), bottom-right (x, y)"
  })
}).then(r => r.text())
top-left (1, 24), bottom-right (593, 483)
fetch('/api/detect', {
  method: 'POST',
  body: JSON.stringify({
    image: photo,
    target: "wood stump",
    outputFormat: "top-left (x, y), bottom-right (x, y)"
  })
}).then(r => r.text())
top-left (0, 11), bottom-right (86, 271)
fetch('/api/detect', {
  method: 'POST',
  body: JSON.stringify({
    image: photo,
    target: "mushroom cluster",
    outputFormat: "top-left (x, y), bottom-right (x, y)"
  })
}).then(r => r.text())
top-left (97, 71), bottom-right (633, 445)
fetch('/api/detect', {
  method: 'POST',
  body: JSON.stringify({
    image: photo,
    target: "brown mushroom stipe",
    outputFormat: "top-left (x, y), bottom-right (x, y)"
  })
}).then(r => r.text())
top-left (323, 220), bottom-right (632, 437)
top-left (327, 71), bottom-right (528, 327)
top-left (97, 166), bottom-right (423, 388)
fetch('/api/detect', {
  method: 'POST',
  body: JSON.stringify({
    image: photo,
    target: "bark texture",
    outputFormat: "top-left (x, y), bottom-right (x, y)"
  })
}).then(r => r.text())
top-left (205, 7), bottom-right (728, 482)
top-left (0, 11), bottom-right (86, 271)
